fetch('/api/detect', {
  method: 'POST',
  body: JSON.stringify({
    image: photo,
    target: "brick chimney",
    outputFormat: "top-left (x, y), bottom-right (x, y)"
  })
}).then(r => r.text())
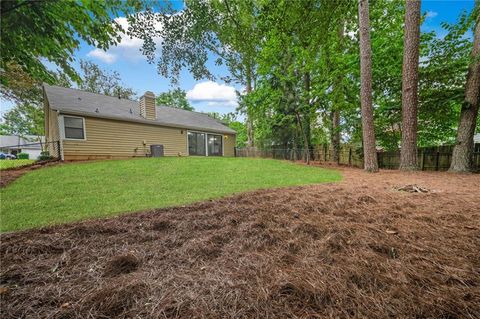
top-left (139, 91), bottom-right (156, 120)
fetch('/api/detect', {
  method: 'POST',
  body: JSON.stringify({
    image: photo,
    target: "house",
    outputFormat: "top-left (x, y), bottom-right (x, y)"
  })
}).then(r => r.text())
top-left (0, 135), bottom-right (45, 159)
top-left (43, 85), bottom-right (236, 160)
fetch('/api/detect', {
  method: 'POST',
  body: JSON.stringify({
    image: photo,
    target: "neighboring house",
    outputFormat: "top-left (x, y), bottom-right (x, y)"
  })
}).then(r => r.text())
top-left (43, 85), bottom-right (236, 160)
top-left (0, 135), bottom-right (45, 159)
top-left (474, 133), bottom-right (480, 144)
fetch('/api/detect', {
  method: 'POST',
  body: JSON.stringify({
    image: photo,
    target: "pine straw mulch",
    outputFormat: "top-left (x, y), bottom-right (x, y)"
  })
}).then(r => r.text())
top-left (1, 167), bottom-right (479, 318)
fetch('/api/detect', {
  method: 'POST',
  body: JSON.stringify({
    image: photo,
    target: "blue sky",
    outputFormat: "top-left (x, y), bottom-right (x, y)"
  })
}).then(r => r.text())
top-left (0, 0), bottom-right (476, 118)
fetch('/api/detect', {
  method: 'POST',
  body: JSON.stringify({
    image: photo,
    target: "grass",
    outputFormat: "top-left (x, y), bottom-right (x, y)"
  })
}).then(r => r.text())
top-left (0, 157), bottom-right (341, 232)
top-left (0, 159), bottom-right (35, 170)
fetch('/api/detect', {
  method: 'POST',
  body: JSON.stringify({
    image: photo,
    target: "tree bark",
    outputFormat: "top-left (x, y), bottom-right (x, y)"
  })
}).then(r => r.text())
top-left (449, 20), bottom-right (480, 172)
top-left (358, 0), bottom-right (378, 172)
top-left (303, 71), bottom-right (313, 162)
top-left (331, 110), bottom-right (340, 163)
top-left (400, 0), bottom-right (421, 170)
top-left (332, 22), bottom-right (344, 164)
top-left (246, 69), bottom-right (254, 148)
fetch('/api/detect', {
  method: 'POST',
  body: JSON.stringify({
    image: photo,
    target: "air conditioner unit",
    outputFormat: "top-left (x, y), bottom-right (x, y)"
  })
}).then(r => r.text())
top-left (150, 144), bottom-right (164, 157)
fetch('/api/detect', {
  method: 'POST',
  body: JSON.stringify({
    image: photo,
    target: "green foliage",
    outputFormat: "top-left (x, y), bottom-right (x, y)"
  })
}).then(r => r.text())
top-left (156, 88), bottom-right (194, 111)
top-left (38, 151), bottom-right (53, 161)
top-left (205, 112), bottom-right (247, 147)
top-left (0, 159), bottom-right (34, 170)
top-left (0, 0), bottom-right (145, 86)
top-left (0, 157), bottom-right (342, 231)
top-left (17, 153), bottom-right (29, 160)
top-left (78, 60), bottom-right (137, 99)
top-left (0, 103), bottom-right (44, 137)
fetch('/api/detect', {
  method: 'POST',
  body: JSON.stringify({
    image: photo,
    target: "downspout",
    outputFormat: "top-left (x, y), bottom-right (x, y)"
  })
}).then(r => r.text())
top-left (57, 110), bottom-right (64, 160)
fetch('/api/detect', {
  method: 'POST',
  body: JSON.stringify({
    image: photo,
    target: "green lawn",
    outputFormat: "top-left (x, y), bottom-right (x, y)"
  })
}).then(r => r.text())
top-left (0, 159), bottom-right (35, 170)
top-left (0, 157), bottom-right (341, 232)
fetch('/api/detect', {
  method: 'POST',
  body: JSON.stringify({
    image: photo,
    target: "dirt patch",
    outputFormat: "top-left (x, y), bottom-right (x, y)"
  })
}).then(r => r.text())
top-left (0, 160), bottom-right (60, 188)
top-left (1, 167), bottom-right (479, 318)
top-left (103, 253), bottom-right (140, 277)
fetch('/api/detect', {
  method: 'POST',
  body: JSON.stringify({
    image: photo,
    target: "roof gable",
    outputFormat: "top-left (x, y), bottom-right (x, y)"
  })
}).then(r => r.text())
top-left (43, 84), bottom-right (236, 134)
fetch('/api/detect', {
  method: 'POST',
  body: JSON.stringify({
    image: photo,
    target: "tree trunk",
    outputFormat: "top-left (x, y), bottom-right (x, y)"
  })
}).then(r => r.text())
top-left (358, 0), bottom-right (378, 172)
top-left (332, 22), bottom-right (344, 164)
top-left (399, 0), bottom-right (421, 170)
top-left (303, 71), bottom-right (314, 162)
top-left (331, 110), bottom-right (340, 163)
top-left (245, 71), bottom-right (254, 148)
top-left (450, 20), bottom-right (480, 172)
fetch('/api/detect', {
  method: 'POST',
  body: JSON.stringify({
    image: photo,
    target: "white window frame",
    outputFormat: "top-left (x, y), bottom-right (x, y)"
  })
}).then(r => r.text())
top-left (60, 115), bottom-right (87, 141)
top-left (187, 130), bottom-right (223, 156)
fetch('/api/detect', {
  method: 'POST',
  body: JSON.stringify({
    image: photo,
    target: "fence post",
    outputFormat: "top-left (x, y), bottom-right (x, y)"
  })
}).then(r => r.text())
top-left (421, 149), bottom-right (425, 171)
top-left (234, 147), bottom-right (237, 157)
top-left (56, 140), bottom-right (61, 160)
top-left (348, 147), bottom-right (352, 166)
top-left (435, 151), bottom-right (440, 171)
top-left (324, 144), bottom-right (327, 162)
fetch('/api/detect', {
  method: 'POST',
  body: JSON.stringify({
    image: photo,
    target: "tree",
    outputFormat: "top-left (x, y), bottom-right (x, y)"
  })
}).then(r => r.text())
top-left (129, 0), bottom-right (259, 147)
top-left (358, 0), bottom-right (379, 172)
top-left (204, 112), bottom-right (247, 147)
top-left (78, 60), bottom-right (137, 99)
top-left (156, 89), bottom-right (194, 111)
top-left (450, 17), bottom-right (480, 172)
top-left (400, 0), bottom-right (421, 170)
top-left (0, 0), bottom-right (144, 87)
top-left (0, 103), bottom-right (44, 138)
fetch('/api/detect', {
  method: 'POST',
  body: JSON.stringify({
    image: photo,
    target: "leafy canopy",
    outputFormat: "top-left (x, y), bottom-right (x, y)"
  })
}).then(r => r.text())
top-left (0, 0), bottom-right (145, 86)
top-left (156, 89), bottom-right (194, 111)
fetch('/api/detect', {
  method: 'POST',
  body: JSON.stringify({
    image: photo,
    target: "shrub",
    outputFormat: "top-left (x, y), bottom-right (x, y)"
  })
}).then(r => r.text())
top-left (38, 151), bottom-right (53, 161)
top-left (17, 153), bottom-right (29, 159)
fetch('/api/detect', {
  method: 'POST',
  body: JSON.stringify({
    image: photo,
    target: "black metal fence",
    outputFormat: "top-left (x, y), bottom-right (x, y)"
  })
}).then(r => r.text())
top-left (235, 144), bottom-right (480, 172)
top-left (0, 141), bottom-right (61, 160)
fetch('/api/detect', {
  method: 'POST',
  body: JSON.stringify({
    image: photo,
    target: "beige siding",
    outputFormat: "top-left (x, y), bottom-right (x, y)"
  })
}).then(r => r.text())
top-left (223, 134), bottom-right (236, 157)
top-left (62, 116), bottom-right (188, 160)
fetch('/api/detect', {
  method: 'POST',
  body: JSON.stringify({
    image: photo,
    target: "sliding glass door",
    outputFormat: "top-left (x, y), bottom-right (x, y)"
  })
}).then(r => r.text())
top-left (188, 132), bottom-right (206, 156)
top-left (207, 134), bottom-right (223, 156)
top-left (188, 131), bottom-right (223, 156)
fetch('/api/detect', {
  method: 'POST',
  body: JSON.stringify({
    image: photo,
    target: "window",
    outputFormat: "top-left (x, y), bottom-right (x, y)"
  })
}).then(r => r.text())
top-left (64, 116), bottom-right (85, 140)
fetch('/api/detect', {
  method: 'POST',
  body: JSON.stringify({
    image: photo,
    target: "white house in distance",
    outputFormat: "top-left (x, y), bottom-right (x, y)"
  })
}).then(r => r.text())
top-left (0, 135), bottom-right (45, 159)
top-left (474, 133), bottom-right (480, 144)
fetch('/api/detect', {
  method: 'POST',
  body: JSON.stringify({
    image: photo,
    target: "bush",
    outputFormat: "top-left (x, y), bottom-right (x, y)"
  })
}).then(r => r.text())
top-left (38, 151), bottom-right (53, 161)
top-left (17, 153), bottom-right (29, 159)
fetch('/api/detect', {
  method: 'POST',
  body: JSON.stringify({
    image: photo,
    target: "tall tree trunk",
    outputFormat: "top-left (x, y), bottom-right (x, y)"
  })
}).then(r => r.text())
top-left (246, 67), bottom-right (254, 148)
top-left (331, 110), bottom-right (341, 163)
top-left (400, 0), bottom-right (421, 170)
top-left (450, 20), bottom-right (480, 172)
top-left (331, 23), bottom-right (344, 164)
top-left (303, 71), bottom-right (313, 162)
top-left (358, 0), bottom-right (378, 172)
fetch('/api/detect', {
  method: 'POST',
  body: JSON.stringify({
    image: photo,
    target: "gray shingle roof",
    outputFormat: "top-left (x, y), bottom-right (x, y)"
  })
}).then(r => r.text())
top-left (0, 135), bottom-right (45, 149)
top-left (43, 84), bottom-right (236, 134)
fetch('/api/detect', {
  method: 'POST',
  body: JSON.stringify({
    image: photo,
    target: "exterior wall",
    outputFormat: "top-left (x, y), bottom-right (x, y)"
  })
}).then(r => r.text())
top-left (61, 115), bottom-right (188, 160)
top-left (21, 149), bottom-right (42, 159)
top-left (223, 134), bottom-right (236, 157)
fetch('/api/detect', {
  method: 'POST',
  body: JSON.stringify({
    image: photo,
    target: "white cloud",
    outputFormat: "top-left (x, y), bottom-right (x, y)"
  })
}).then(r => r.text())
top-left (86, 16), bottom-right (162, 63)
top-left (425, 11), bottom-right (438, 19)
top-left (86, 49), bottom-right (117, 64)
top-left (187, 81), bottom-right (238, 107)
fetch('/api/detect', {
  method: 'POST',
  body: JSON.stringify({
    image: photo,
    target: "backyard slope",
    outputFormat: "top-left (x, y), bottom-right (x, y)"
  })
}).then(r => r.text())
top-left (1, 168), bottom-right (479, 318)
